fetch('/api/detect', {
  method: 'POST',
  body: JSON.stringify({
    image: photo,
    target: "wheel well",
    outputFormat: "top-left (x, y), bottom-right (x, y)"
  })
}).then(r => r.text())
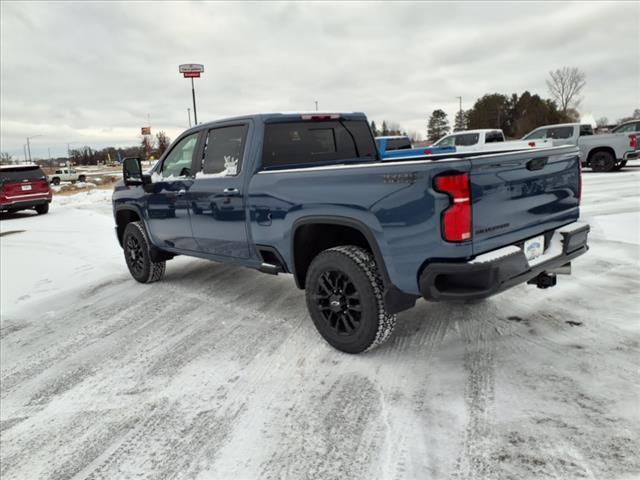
top-left (292, 222), bottom-right (374, 289)
top-left (587, 147), bottom-right (617, 163)
top-left (115, 209), bottom-right (141, 247)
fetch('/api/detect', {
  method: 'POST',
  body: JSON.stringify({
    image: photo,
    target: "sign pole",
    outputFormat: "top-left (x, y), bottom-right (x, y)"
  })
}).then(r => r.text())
top-left (191, 77), bottom-right (198, 125)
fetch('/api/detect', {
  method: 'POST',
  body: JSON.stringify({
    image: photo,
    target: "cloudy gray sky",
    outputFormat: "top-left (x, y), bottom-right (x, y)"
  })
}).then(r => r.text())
top-left (1, 1), bottom-right (638, 159)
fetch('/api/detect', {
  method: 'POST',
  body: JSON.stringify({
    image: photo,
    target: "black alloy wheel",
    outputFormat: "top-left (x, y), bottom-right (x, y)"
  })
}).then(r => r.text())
top-left (125, 234), bottom-right (145, 278)
top-left (315, 269), bottom-right (363, 336)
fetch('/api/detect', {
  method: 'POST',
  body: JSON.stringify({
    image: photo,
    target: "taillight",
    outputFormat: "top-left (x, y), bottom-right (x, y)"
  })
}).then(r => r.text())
top-left (434, 173), bottom-right (471, 242)
top-left (301, 114), bottom-right (340, 121)
top-left (630, 134), bottom-right (637, 150)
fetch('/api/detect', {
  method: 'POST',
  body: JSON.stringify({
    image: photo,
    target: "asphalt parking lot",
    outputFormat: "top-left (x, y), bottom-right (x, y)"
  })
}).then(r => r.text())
top-left (1, 169), bottom-right (639, 480)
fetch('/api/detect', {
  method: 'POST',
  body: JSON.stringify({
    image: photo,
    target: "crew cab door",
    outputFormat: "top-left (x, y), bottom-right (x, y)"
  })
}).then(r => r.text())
top-left (187, 123), bottom-right (251, 258)
top-left (145, 132), bottom-right (200, 251)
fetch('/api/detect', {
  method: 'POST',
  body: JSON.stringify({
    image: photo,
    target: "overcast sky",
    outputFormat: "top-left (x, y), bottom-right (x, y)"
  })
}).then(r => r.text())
top-left (1, 1), bottom-right (638, 159)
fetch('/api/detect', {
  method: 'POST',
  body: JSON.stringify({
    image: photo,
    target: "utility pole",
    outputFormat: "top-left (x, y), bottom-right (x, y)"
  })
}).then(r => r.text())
top-left (23, 144), bottom-right (27, 161)
top-left (315, 101), bottom-right (318, 112)
top-left (26, 135), bottom-right (42, 163)
top-left (188, 107), bottom-right (192, 127)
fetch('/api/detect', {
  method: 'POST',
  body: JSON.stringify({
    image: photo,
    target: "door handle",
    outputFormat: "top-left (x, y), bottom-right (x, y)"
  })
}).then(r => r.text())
top-left (223, 187), bottom-right (240, 195)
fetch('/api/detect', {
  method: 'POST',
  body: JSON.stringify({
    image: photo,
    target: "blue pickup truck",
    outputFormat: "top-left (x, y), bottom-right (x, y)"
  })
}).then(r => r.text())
top-left (113, 112), bottom-right (589, 353)
top-left (375, 135), bottom-right (456, 159)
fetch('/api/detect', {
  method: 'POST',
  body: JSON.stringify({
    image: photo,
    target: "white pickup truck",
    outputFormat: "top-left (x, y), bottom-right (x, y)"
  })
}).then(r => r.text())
top-left (431, 129), bottom-right (551, 152)
top-left (522, 123), bottom-right (639, 172)
top-left (48, 168), bottom-right (87, 185)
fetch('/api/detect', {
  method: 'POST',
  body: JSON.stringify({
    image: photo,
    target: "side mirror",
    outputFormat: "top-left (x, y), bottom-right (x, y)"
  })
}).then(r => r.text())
top-left (123, 158), bottom-right (151, 186)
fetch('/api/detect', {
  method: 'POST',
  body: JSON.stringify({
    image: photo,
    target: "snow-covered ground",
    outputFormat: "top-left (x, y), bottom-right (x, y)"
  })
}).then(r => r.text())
top-left (1, 169), bottom-right (639, 480)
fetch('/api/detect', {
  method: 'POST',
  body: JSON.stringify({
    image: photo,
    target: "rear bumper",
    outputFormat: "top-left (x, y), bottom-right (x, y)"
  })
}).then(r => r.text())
top-left (0, 195), bottom-right (52, 211)
top-left (419, 222), bottom-right (589, 301)
top-left (623, 150), bottom-right (639, 161)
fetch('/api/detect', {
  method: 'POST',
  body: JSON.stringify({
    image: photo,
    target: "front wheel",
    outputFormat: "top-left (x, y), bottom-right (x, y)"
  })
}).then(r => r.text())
top-left (123, 221), bottom-right (165, 283)
top-left (78, 175), bottom-right (86, 182)
top-left (305, 246), bottom-right (396, 354)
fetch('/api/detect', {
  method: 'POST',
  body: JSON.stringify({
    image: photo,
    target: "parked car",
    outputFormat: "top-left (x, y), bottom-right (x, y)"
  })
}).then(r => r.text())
top-left (522, 123), bottom-right (639, 172)
top-left (376, 135), bottom-right (455, 159)
top-left (48, 168), bottom-right (87, 185)
top-left (0, 165), bottom-right (52, 214)
top-left (611, 120), bottom-right (640, 134)
top-left (113, 112), bottom-right (589, 354)
top-left (431, 129), bottom-right (552, 153)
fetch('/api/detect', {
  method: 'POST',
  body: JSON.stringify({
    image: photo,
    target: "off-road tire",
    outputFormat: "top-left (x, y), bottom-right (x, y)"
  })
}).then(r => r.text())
top-left (590, 151), bottom-right (616, 172)
top-left (123, 221), bottom-right (165, 283)
top-left (35, 203), bottom-right (49, 215)
top-left (305, 245), bottom-right (396, 354)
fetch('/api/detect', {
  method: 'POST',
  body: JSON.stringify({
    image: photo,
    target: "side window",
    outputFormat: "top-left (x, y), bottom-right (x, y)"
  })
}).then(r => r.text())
top-left (525, 129), bottom-right (547, 140)
top-left (262, 120), bottom-right (374, 169)
top-left (455, 133), bottom-right (479, 146)
top-left (201, 125), bottom-right (248, 175)
top-left (160, 133), bottom-right (198, 178)
top-left (435, 136), bottom-right (454, 147)
top-left (547, 126), bottom-right (574, 139)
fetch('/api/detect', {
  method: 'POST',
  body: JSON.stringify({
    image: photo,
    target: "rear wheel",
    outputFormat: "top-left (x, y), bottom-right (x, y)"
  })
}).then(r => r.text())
top-left (590, 151), bottom-right (616, 172)
top-left (35, 203), bottom-right (49, 215)
top-left (51, 177), bottom-right (60, 185)
top-left (123, 221), bottom-right (165, 283)
top-left (305, 245), bottom-right (396, 354)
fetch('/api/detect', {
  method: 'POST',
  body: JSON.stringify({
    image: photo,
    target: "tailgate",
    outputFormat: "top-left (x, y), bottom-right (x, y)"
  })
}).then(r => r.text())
top-left (470, 146), bottom-right (581, 255)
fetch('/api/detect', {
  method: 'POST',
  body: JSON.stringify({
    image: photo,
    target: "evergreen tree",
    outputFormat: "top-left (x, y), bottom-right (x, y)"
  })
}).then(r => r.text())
top-left (381, 121), bottom-right (389, 136)
top-left (427, 109), bottom-right (450, 143)
top-left (370, 121), bottom-right (379, 136)
top-left (453, 110), bottom-right (468, 131)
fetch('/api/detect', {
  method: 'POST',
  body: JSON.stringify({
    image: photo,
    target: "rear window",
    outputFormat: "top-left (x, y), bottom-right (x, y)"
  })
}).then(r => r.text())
top-left (385, 138), bottom-right (412, 151)
top-left (485, 131), bottom-right (504, 143)
top-left (0, 166), bottom-right (46, 183)
top-left (261, 120), bottom-right (377, 169)
top-left (579, 125), bottom-right (593, 136)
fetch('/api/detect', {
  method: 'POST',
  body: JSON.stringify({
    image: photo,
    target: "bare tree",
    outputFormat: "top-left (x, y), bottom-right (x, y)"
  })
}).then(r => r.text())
top-left (596, 117), bottom-right (609, 127)
top-left (0, 152), bottom-right (14, 165)
top-left (155, 131), bottom-right (171, 157)
top-left (546, 67), bottom-right (586, 115)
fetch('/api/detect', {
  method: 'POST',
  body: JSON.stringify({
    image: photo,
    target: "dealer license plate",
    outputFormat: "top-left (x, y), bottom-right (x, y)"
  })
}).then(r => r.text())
top-left (21, 184), bottom-right (32, 191)
top-left (524, 235), bottom-right (545, 261)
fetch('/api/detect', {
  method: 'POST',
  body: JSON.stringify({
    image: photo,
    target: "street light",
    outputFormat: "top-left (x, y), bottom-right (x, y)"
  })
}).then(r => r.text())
top-left (26, 135), bottom-right (43, 162)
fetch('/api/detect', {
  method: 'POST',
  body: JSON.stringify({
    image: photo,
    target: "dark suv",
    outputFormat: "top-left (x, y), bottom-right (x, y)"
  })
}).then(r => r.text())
top-left (0, 165), bottom-right (52, 214)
